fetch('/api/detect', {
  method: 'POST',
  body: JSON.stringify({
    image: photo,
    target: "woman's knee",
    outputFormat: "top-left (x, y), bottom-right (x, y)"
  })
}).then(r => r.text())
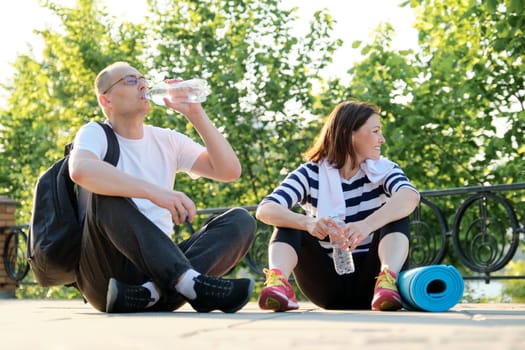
top-left (379, 231), bottom-right (410, 246)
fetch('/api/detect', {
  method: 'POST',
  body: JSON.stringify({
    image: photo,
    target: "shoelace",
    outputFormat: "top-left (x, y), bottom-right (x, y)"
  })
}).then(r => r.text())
top-left (263, 268), bottom-right (286, 288)
top-left (375, 268), bottom-right (398, 291)
top-left (123, 286), bottom-right (152, 306)
top-left (194, 276), bottom-right (233, 298)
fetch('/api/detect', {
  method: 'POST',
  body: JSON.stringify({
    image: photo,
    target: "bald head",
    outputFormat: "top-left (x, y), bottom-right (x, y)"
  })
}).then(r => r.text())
top-left (94, 61), bottom-right (134, 96)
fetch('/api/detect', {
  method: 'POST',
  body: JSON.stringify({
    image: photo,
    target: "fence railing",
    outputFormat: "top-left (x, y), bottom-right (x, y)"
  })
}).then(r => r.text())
top-left (409, 182), bottom-right (525, 282)
top-left (174, 182), bottom-right (525, 282)
top-left (3, 183), bottom-right (524, 285)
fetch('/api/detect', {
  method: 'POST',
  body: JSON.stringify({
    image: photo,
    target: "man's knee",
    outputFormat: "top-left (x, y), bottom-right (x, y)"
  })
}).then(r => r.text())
top-left (225, 207), bottom-right (257, 242)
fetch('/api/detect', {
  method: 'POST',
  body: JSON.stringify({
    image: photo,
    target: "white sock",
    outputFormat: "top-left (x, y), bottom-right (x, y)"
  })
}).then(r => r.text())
top-left (175, 269), bottom-right (200, 300)
top-left (142, 281), bottom-right (160, 308)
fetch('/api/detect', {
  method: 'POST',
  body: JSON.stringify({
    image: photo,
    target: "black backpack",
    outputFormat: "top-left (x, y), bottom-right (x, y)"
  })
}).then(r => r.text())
top-left (28, 121), bottom-right (120, 287)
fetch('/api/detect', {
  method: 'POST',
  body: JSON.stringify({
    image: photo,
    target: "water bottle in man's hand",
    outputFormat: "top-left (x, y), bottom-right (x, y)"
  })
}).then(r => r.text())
top-left (144, 78), bottom-right (211, 106)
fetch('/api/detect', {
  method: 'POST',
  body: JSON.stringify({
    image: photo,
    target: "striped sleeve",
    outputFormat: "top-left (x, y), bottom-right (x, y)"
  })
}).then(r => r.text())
top-left (260, 163), bottom-right (311, 209)
top-left (383, 165), bottom-right (418, 196)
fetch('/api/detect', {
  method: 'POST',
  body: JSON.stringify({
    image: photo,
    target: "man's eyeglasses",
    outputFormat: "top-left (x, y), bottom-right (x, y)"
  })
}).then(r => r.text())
top-left (102, 74), bottom-right (147, 94)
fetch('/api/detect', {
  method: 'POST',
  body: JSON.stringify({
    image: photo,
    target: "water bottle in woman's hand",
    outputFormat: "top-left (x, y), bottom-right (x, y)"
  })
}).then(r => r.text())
top-left (329, 216), bottom-right (355, 275)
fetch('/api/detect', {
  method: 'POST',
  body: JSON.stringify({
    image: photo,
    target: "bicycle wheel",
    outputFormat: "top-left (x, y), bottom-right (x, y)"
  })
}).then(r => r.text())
top-left (3, 226), bottom-right (30, 281)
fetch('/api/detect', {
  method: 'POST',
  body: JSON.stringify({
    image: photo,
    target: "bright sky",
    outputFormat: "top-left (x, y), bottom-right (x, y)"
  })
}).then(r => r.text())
top-left (0, 0), bottom-right (418, 105)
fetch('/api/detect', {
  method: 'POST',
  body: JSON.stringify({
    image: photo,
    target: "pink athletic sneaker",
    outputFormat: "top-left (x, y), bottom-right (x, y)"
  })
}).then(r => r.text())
top-left (258, 268), bottom-right (299, 312)
top-left (371, 267), bottom-right (402, 311)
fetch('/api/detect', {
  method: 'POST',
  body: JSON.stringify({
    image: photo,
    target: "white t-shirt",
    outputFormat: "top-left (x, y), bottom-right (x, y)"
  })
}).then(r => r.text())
top-left (73, 121), bottom-right (205, 235)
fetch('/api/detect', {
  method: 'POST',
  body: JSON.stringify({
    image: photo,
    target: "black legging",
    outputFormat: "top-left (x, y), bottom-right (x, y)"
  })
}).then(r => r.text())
top-left (270, 217), bottom-right (410, 310)
top-left (76, 193), bottom-right (256, 312)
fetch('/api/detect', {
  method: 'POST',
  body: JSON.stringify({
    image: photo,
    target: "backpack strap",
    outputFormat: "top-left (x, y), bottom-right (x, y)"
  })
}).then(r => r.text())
top-left (63, 121), bottom-right (120, 167)
top-left (96, 121), bottom-right (120, 166)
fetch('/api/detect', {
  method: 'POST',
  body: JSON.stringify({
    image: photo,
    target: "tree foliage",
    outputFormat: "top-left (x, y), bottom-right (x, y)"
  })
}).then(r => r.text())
top-left (0, 0), bottom-right (339, 224)
top-left (4, 0), bottom-right (522, 221)
top-left (344, 0), bottom-right (524, 191)
top-left (338, 0), bottom-right (525, 281)
top-left (502, 258), bottom-right (525, 302)
top-left (143, 0), bottom-right (340, 209)
top-left (0, 0), bottom-right (146, 221)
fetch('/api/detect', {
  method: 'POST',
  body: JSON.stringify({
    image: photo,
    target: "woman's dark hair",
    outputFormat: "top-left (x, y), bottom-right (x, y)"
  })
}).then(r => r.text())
top-left (303, 100), bottom-right (380, 170)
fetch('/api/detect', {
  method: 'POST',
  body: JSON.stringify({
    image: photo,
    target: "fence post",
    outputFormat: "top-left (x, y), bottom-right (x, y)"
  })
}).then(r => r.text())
top-left (0, 196), bottom-right (18, 298)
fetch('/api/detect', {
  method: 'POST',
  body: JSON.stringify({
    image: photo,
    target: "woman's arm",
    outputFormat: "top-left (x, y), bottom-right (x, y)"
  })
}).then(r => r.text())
top-left (364, 187), bottom-right (420, 230)
top-left (347, 187), bottom-right (420, 248)
top-left (256, 202), bottom-right (341, 241)
top-left (256, 202), bottom-right (314, 231)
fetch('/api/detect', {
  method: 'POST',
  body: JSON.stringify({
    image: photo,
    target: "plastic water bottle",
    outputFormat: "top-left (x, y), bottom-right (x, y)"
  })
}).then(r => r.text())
top-left (144, 78), bottom-right (211, 106)
top-left (330, 216), bottom-right (355, 275)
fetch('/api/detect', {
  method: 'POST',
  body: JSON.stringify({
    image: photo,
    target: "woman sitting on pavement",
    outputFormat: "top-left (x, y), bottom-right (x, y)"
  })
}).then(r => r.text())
top-left (255, 100), bottom-right (420, 311)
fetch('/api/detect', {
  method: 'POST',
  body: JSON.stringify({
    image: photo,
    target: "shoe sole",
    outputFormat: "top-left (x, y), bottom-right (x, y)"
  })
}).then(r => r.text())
top-left (258, 289), bottom-right (299, 312)
top-left (221, 279), bottom-right (255, 313)
top-left (371, 293), bottom-right (402, 311)
top-left (105, 278), bottom-right (118, 313)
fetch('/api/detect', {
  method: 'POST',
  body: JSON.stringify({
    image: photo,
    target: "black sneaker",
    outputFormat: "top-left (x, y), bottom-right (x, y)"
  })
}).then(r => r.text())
top-left (188, 275), bottom-right (255, 313)
top-left (105, 278), bottom-right (152, 313)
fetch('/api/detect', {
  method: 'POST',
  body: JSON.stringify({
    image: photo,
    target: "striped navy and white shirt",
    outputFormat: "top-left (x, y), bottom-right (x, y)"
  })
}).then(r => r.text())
top-left (261, 160), bottom-right (418, 252)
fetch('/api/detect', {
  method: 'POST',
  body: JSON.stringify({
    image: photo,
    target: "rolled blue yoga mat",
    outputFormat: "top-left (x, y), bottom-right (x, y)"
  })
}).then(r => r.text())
top-left (397, 265), bottom-right (464, 312)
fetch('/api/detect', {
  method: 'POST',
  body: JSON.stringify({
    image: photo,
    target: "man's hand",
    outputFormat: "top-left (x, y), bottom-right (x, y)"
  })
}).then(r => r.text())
top-left (151, 188), bottom-right (197, 225)
top-left (162, 78), bottom-right (205, 118)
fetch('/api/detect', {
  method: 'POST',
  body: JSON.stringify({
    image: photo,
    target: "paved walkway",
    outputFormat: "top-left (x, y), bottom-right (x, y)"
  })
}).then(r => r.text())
top-left (1, 299), bottom-right (524, 350)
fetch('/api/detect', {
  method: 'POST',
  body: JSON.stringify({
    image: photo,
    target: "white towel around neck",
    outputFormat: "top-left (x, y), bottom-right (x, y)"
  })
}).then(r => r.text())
top-left (317, 157), bottom-right (396, 219)
top-left (360, 157), bottom-right (396, 183)
top-left (317, 160), bottom-right (345, 219)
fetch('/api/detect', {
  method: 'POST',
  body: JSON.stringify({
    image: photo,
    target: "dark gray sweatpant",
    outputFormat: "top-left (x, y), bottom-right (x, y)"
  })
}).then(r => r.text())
top-left (76, 194), bottom-right (256, 312)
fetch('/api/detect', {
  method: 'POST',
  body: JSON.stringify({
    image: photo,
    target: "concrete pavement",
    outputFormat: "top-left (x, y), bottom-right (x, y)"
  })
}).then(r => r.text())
top-left (1, 299), bottom-right (524, 350)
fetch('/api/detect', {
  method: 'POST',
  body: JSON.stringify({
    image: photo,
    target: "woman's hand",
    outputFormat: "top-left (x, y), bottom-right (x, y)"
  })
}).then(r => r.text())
top-left (343, 221), bottom-right (373, 251)
top-left (307, 216), bottom-right (349, 242)
top-left (314, 218), bottom-right (372, 252)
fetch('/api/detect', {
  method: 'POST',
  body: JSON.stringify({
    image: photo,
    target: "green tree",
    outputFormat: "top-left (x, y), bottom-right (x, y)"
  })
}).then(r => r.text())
top-left (0, 0), bottom-right (146, 223)
top-left (144, 0), bottom-right (341, 211)
top-left (324, 0), bottom-right (525, 283)
top-left (0, 0), bottom-right (339, 224)
top-left (338, 0), bottom-right (524, 191)
top-left (502, 258), bottom-right (525, 302)
top-left (0, 0), bottom-right (339, 297)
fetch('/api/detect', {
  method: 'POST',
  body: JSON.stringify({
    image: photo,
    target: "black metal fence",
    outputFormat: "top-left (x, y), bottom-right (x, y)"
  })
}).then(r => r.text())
top-left (408, 183), bottom-right (525, 282)
top-left (2, 183), bottom-right (524, 285)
